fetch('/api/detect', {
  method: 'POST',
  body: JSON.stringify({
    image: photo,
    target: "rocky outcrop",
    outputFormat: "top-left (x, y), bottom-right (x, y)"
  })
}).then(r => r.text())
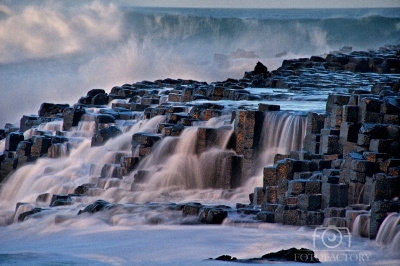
top-left (91, 126), bottom-right (122, 147)
top-left (78, 200), bottom-right (115, 215)
top-left (0, 45), bottom-right (399, 243)
top-left (208, 248), bottom-right (320, 263)
top-left (249, 54), bottom-right (400, 238)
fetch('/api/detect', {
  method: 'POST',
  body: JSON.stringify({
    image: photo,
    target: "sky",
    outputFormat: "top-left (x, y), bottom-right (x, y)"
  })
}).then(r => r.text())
top-left (124, 0), bottom-right (400, 8)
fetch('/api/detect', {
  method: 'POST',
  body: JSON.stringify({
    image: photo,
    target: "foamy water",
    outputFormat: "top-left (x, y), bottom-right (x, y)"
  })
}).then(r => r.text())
top-left (1, 216), bottom-right (399, 265)
top-left (0, 108), bottom-right (399, 265)
top-left (1, 3), bottom-right (399, 126)
top-left (0, 2), bottom-right (400, 265)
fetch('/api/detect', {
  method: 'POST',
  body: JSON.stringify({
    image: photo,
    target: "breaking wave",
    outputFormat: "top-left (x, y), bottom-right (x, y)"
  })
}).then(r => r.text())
top-left (0, 2), bottom-right (399, 126)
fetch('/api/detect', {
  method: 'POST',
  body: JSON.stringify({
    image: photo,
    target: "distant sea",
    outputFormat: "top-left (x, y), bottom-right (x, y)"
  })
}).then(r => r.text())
top-left (0, 2), bottom-right (399, 126)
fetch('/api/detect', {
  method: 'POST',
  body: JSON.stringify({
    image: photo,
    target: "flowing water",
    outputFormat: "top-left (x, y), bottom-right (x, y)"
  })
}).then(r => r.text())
top-left (0, 2), bottom-right (399, 265)
top-left (0, 3), bottom-right (399, 126)
top-left (376, 213), bottom-right (400, 251)
top-left (0, 109), bottom-right (307, 207)
top-left (0, 104), bottom-right (399, 264)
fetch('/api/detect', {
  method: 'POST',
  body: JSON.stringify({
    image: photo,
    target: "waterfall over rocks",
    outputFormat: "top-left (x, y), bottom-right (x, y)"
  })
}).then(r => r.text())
top-left (0, 45), bottom-right (399, 265)
top-left (256, 111), bottom-right (307, 173)
top-left (0, 108), bottom-right (307, 209)
top-left (376, 212), bottom-right (400, 253)
top-left (1, 3), bottom-right (400, 263)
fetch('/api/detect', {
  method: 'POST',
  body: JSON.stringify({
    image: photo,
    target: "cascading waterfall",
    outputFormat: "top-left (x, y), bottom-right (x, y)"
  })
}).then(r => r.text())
top-left (23, 121), bottom-right (65, 139)
top-left (108, 115), bottom-right (236, 204)
top-left (0, 113), bottom-right (164, 207)
top-left (352, 213), bottom-right (370, 238)
top-left (234, 111), bottom-right (307, 196)
top-left (38, 120), bottom-right (64, 133)
top-left (251, 111), bottom-right (307, 177)
top-left (375, 212), bottom-right (400, 253)
top-left (47, 143), bottom-right (69, 158)
top-left (261, 111), bottom-right (307, 163)
top-left (0, 108), bottom-right (308, 223)
top-left (1, 4), bottom-right (399, 264)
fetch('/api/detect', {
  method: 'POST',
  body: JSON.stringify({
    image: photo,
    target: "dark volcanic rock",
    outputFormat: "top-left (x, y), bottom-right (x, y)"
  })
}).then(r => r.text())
top-left (198, 206), bottom-right (230, 224)
top-left (96, 114), bottom-right (115, 124)
top-left (74, 183), bottom-right (96, 195)
top-left (20, 115), bottom-right (39, 132)
top-left (30, 136), bottom-right (52, 157)
top-left (18, 207), bottom-right (44, 222)
top-left (131, 132), bottom-right (162, 158)
top-left (6, 132), bottom-right (24, 151)
top-left (209, 248), bottom-right (319, 263)
top-left (50, 194), bottom-right (73, 207)
top-left (261, 248), bottom-right (320, 263)
top-left (92, 93), bottom-right (109, 105)
top-left (0, 158), bottom-right (18, 182)
top-left (182, 202), bottom-right (203, 216)
top-left (78, 200), bottom-right (115, 214)
top-left (214, 255), bottom-right (237, 261)
top-left (38, 103), bottom-right (70, 118)
top-left (87, 89), bottom-right (106, 97)
top-left (62, 107), bottom-right (85, 131)
top-left (254, 61), bottom-right (268, 75)
top-left (91, 126), bottom-right (123, 147)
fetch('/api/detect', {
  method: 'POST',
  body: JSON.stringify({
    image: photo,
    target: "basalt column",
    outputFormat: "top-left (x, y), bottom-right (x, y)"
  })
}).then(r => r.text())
top-left (233, 109), bottom-right (265, 177)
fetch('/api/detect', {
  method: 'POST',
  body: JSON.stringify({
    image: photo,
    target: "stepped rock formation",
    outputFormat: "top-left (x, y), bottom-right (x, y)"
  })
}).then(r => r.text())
top-left (0, 45), bottom-right (399, 246)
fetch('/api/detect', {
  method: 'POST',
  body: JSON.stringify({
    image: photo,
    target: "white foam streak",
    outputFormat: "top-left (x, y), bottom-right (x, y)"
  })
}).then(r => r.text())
top-left (97, 112), bottom-right (304, 205)
top-left (38, 120), bottom-right (64, 132)
top-left (0, 138), bottom-right (5, 152)
top-left (0, 115), bottom-right (168, 208)
top-left (389, 231), bottom-right (400, 254)
top-left (376, 212), bottom-right (400, 247)
top-left (258, 112), bottom-right (307, 169)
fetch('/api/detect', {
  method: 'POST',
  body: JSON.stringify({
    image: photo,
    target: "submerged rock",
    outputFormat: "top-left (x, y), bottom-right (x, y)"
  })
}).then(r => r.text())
top-left (181, 202), bottom-right (203, 216)
top-left (91, 126), bottom-right (123, 147)
top-left (214, 255), bottom-right (237, 261)
top-left (18, 207), bottom-right (44, 222)
top-left (198, 206), bottom-right (230, 224)
top-left (209, 247), bottom-right (320, 263)
top-left (50, 194), bottom-right (73, 207)
top-left (261, 248), bottom-right (320, 263)
top-left (74, 183), bottom-right (97, 195)
top-left (78, 200), bottom-right (115, 215)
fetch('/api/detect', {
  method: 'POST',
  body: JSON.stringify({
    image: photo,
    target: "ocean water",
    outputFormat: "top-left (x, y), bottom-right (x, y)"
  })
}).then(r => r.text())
top-left (0, 2), bottom-right (400, 265)
top-left (0, 2), bottom-right (399, 126)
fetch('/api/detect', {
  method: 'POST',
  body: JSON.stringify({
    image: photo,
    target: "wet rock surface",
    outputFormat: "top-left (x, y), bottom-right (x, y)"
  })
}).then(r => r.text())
top-left (78, 200), bottom-right (115, 215)
top-left (0, 45), bottom-right (399, 243)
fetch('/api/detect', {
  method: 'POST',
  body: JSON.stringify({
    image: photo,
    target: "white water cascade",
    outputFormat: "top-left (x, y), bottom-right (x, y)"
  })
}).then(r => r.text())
top-left (256, 111), bottom-right (307, 172)
top-left (376, 212), bottom-right (400, 253)
top-left (0, 109), bottom-right (308, 226)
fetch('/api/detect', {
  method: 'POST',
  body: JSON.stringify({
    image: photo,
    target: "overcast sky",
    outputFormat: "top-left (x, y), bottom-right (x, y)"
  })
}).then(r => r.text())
top-left (125, 0), bottom-right (400, 8)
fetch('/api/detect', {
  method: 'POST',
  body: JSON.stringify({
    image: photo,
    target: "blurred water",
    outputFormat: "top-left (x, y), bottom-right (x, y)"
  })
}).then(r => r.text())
top-left (0, 3), bottom-right (399, 265)
top-left (0, 2), bottom-right (399, 126)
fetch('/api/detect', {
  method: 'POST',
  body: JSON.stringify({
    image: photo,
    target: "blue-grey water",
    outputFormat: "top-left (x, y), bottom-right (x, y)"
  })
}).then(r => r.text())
top-left (0, 3), bottom-right (399, 126)
top-left (0, 2), bottom-right (399, 265)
